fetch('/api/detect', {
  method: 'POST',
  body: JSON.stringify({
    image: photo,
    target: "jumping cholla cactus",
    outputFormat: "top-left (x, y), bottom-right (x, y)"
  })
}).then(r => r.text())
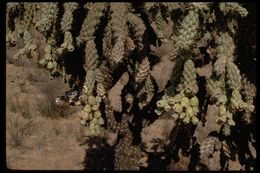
top-left (213, 32), bottom-right (235, 76)
top-left (115, 114), bottom-right (141, 170)
top-left (13, 3), bottom-right (37, 59)
top-left (35, 3), bottom-right (58, 36)
top-left (76, 3), bottom-right (107, 45)
top-left (127, 12), bottom-right (146, 50)
top-left (154, 8), bottom-right (167, 42)
top-left (199, 136), bottom-right (221, 160)
top-left (79, 39), bottom-right (105, 136)
top-left (207, 31), bottom-right (255, 135)
top-left (135, 57), bottom-right (150, 83)
top-left (109, 3), bottom-right (129, 65)
top-left (59, 2), bottom-right (78, 53)
top-left (219, 2), bottom-right (248, 17)
top-left (155, 59), bottom-right (200, 125)
top-left (169, 9), bottom-right (199, 60)
top-left (6, 2), bottom-right (255, 171)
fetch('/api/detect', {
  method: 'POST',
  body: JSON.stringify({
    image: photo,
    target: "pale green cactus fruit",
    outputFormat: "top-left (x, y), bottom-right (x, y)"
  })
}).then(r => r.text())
top-left (60, 31), bottom-right (74, 52)
top-left (155, 59), bottom-right (200, 125)
top-left (38, 33), bottom-right (60, 78)
top-left (80, 93), bottom-right (104, 136)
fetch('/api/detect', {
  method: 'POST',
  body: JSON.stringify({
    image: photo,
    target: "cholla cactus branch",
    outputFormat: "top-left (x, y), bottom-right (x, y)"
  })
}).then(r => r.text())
top-left (190, 2), bottom-right (211, 12)
top-left (22, 3), bottom-right (36, 30)
top-left (127, 12), bottom-right (146, 50)
top-left (144, 2), bottom-right (158, 12)
top-left (226, 62), bottom-right (242, 90)
top-left (84, 70), bottom-right (96, 96)
top-left (115, 120), bottom-right (141, 170)
top-left (109, 3), bottom-right (129, 65)
top-left (199, 136), bottom-right (221, 161)
top-left (155, 60), bottom-right (200, 125)
top-left (177, 10), bottom-right (199, 49)
top-left (6, 2), bottom-right (20, 15)
top-left (13, 30), bottom-right (37, 59)
top-left (181, 59), bottom-right (198, 95)
top-left (61, 2), bottom-right (78, 32)
top-left (76, 3), bottom-right (107, 45)
top-left (59, 2), bottom-right (78, 52)
top-left (154, 8), bottom-right (164, 32)
top-left (161, 2), bottom-right (183, 12)
top-left (219, 2), bottom-right (248, 17)
top-left (135, 57), bottom-right (150, 83)
top-left (214, 32), bottom-right (235, 76)
top-left (103, 21), bottom-right (113, 59)
top-left (170, 10), bottom-right (199, 60)
top-left (85, 40), bottom-right (98, 71)
top-left (35, 3), bottom-right (58, 36)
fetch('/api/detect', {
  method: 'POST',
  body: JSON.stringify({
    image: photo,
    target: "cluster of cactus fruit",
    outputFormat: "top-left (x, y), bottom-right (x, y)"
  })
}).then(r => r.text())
top-left (155, 59), bottom-right (200, 125)
top-left (6, 2), bottom-right (256, 170)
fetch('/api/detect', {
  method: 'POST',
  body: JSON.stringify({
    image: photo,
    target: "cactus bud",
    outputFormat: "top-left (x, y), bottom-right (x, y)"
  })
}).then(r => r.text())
top-left (94, 111), bottom-right (101, 118)
top-left (155, 108), bottom-right (164, 116)
top-left (191, 116), bottom-right (199, 125)
top-left (183, 116), bottom-right (191, 124)
top-left (190, 96), bottom-right (199, 107)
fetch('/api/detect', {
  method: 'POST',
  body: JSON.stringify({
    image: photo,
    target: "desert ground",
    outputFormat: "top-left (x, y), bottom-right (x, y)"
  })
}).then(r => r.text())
top-left (6, 41), bottom-right (89, 170)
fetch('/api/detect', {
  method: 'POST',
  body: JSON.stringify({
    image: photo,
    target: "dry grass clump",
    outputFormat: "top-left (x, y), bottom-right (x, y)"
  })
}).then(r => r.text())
top-left (35, 81), bottom-right (76, 119)
top-left (7, 94), bottom-right (31, 119)
top-left (6, 53), bottom-right (27, 66)
top-left (6, 115), bottom-right (36, 148)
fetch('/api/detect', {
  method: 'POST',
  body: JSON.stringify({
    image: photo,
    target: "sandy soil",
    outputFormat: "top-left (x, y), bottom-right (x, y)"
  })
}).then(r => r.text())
top-left (6, 59), bottom-right (87, 170)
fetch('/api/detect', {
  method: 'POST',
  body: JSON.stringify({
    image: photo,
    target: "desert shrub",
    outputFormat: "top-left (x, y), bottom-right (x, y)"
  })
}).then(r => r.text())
top-left (7, 94), bottom-right (31, 119)
top-left (6, 53), bottom-right (27, 66)
top-left (26, 69), bottom-right (40, 83)
top-left (26, 66), bottom-right (46, 83)
top-left (35, 81), bottom-right (76, 119)
top-left (6, 115), bottom-right (36, 147)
